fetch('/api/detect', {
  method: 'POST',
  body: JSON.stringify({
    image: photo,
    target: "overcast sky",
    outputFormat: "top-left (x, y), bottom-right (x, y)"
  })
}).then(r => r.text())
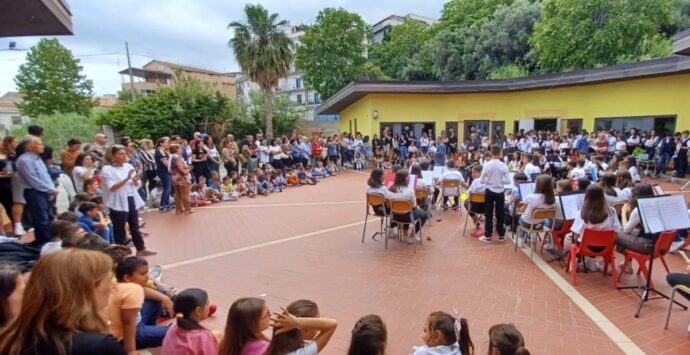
top-left (0, 0), bottom-right (444, 96)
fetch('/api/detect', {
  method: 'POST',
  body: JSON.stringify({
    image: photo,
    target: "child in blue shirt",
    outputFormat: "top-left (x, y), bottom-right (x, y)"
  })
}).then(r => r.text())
top-left (77, 201), bottom-right (113, 244)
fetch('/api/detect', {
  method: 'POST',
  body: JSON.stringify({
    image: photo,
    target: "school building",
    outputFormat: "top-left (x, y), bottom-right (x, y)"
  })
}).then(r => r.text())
top-left (315, 55), bottom-right (690, 142)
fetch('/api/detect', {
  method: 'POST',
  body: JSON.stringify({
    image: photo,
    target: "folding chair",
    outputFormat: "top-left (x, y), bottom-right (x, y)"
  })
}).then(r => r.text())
top-left (362, 193), bottom-right (390, 248)
top-left (415, 188), bottom-right (432, 226)
top-left (441, 179), bottom-right (462, 213)
top-left (462, 192), bottom-right (485, 237)
top-left (566, 228), bottom-right (618, 288)
top-left (664, 284), bottom-right (690, 329)
top-left (390, 199), bottom-right (423, 253)
top-left (515, 208), bottom-right (556, 261)
top-left (617, 230), bottom-right (675, 288)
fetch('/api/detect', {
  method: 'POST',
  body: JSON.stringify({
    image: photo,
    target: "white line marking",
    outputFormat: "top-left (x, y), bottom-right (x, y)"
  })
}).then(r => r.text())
top-left (202, 200), bottom-right (364, 209)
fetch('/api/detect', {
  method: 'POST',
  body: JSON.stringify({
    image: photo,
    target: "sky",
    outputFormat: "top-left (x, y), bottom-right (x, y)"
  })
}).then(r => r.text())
top-left (0, 0), bottom-right (445, 96)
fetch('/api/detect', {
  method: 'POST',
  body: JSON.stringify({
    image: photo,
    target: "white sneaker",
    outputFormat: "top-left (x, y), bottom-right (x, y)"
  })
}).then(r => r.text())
top-left (618, 261), bottom-right (633, 274)
top-left (516, 237), bottom-right (525, 248)
top-left (585, 259), bottom-right (599, 272)
top-left (405, 236), bottom-right (420, 244)
top-left (14, 224), bottom-right (26, 236)
top-left (386, 227), bottom-right (398, 239)
top-left (670, 240), bottom-right (685, 253)
top-left (478, 235), bottom-right (492, 243)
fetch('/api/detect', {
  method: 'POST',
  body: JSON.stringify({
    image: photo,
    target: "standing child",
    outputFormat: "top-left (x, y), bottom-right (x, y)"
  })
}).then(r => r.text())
top-left (220, 297), bottom-right (271, 355)
top-left (412, 311), bottom-right (473, 355)
top-left (515, 175), bottom-right (556, 248)
top-left (479, 145), bottom-right (510, 242)
top-left (161, 288), bottom-right (221, 355)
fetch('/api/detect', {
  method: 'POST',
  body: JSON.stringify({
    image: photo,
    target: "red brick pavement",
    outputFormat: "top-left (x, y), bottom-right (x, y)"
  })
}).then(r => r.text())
top-left (138, 171), bottom-right (690, 355)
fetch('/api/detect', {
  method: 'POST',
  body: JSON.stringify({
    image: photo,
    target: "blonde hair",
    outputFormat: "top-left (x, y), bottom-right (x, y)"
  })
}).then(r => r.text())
top-left (0, 249), bottom-right (113, 354)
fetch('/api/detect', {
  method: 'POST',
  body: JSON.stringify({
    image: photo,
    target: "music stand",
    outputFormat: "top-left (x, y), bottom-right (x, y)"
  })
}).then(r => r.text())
top-left (617, 194), bottom-right (690, 317)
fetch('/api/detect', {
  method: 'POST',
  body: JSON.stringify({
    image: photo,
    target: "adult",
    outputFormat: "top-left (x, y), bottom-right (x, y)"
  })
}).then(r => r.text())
top-left (447, 129), bottom-right (458, 154)
top-left (626, 128), bottom-right (640, 155)
top-left (240, 135), bottom-right (256, 171)
top-left (257, 138), bottom-right (270, 168)
top-left (155, 137), bottom-right (173, 212)
top-left (644, 130), bottom-right (659, 159)
top-left (655, 132), bottom-right (676, 177)
top-left (192, 140), bottom-right (210, 182)
top-left (15, 136), bottom-right (56, 246)
top-left (0, 261), bottom-right (24, 327)
top-left (204, 136), bottom-right (221, 174)
top-left (59, 138), bottom-right (82, 179)
top-left (136, 139), bottom-right (157, 201)
top-left (222, 135), bottom-right (239, 175)
top-left (0, 136), bottom-right (17, 218)
top-left (102, 144), bottom-right (156, 256)
top-left (170, 144), bottom-right (193, 215)
top-left (16, 125), bottom-right (54, 167)
top-left (89, 133), bottom-right (109, 167)
top-left (675, 130), bottom-right (689, 178)
top-left (434, 136), bottom-right (446, 167)
top-left (0, 249), bottom-right (126, 354)
top-left (72, 153), bottom-right (96, 193)
top-left (270, 139), bottom-right (285, 170)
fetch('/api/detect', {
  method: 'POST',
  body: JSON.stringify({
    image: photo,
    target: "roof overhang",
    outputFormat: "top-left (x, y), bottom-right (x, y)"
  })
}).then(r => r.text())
top-left (118, 67), bottom-right (172, 79)
top-left (316, 56), bottom-right (690, 115)
top-left (673, 28), bottom-right (690, 56)
top-left (0, 0), bottom-right (73, 37)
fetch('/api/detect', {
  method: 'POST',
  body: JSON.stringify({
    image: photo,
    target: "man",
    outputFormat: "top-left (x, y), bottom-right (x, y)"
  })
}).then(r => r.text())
top-left (89, 133), bottom-right (108, 166)
top-left (675, 130), bottom-right (689, 178)
top-left (15, 136), bottom-right (57, 246)
top-left (656, 132), bottom-right (676, 177)
top-left (479, 145), bottom-right (510, 243)
top-left (16, 125), bottom-right (54, 166)
top-left (59, 138), bottom-right (82, 180)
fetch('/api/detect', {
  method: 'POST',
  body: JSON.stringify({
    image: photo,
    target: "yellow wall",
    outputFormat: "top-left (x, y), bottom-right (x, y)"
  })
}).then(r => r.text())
top-left (338, 73), bottom-right (690, 138)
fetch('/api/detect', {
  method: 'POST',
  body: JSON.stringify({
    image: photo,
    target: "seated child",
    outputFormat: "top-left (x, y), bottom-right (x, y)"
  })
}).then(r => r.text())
top-left (271, 170), bottom-right (286, 192)
top-left (68, 192), bottom-right (94, 217)
top-left (190, 184), bottom-right (212, 207)
top-left (77, 201), bottom-right (113, 244)
top-left (286, 169), bottom-right (299, 187)
top-left (148, 181), bottom-right (163, 208)
top-left (246, 173), bottom-right (259, 197)
top-left (374, 147), bottom-right (384, 169)
top-left (257, 174), bottom-right (271, 196)
top-left (505, 173), bottom-right (529, 231)
top-left (107, 256), bottom-right (170, 352)
top-left (326, 160), bottom-right (339, 176)
top-left (297, 166), bottom-right (317, 185)
top-left (411, 311), bottom-right (473, 355)
top-left (41, 220), bottom-right (85, 256)
top-left (161, 288), bottom-right (221, 355)
top-left (220, 176), bottom-right (240, 201)
top-left (464, 165), bottom-right (486, 230)
top-left (312, 161), bottom-right (329, 179)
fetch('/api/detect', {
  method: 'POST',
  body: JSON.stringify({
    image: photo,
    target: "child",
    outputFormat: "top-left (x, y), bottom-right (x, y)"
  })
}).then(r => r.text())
top-left (161, 288), bottom-right (221, 355)
top-left (487, 324), bottom-right (531, 355)
top-left (412, 311), bottom-right (473, 355)
top-left (505, 173), bottom-right (529, 232)
top-left (246, 174), bottom-right (259, 197)
top-left (465, 164), bottom-right (486, 230)
top-left (522, 154), bottom-right (541, 180)
top-left (190, 184), bottom-right (212, 207)
top-left (347, 314), bottom-right (387, 355)
top-left (325, 160), bottom-right (339, 176)
top-left (68, 192), bottom-right (93, 217)
top-left (374, 147), bottom-right (384, 169)
top-left (615, 170), bottom-right (634, 202)
top-left (41, 220), bottom-right (84, 256)
top-left (286, 169), bottom-right (300, 187)
top-left (266, 299), bottom-right (337, 355)
top-left (107, 256), bottom-right (169, 352)
top-left (271, 170), bottom-right (286, 192)
top-left (220, 176), bottom-right (240, 201)
top-left (220, 297), bottom-right (271, 355)
top-left (297, 166), bottom-right (317, 185)
top-left (478, 146), bottom-right (510, 243)
top-left (257, 174), bottom-right (271, 196)
top-left (312, 161), bottom-right (328, 179)
top-left (568, 159), bottom-right (586, 180)
top-left (436, 160), bottom-right (465, 210)
top-left (354, 153), bottom-right (364, 171)
top-left (516, 175), bottom-right (556, 248)
top-left (77, 202), bottom-right (113, 244)
top-left (149, 181), bottom-right (164, 208)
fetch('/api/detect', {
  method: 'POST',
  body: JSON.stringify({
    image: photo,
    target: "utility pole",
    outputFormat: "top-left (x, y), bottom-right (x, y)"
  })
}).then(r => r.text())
top-left (125, 41), bottom-right (135, 101)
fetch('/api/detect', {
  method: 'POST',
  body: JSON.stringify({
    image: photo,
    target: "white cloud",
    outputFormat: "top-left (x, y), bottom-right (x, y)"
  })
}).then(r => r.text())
top-left (0, 0), bottom-right (444, 95)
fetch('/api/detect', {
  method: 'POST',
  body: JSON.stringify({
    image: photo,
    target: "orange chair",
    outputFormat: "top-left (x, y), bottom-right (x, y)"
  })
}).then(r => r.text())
top-left (541, 219), bottom-right (574, 254)
top-left (566, 228), bottom-right (618, 288)
top-left (617, 230), bottom-right (675, 288)
top-left (362, 193), bottom-right (390, 248)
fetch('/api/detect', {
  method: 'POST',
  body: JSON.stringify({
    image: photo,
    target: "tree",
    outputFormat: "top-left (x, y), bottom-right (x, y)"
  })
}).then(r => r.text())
top-left (531, 0), bottom-right (675, 72)
top-left (228, 4), bottom-right (293, 136)
top-left (229, 91), bottom-right (301, 139)
top-left (14, 38), bottom-right (96, 118)
top-left (428, 28), bottom-right (471, 80)
top-left (439, 0), bottom-right (513, 30)
top-left (369, 19), bottom-right (433, 80)
top-left (10, 111), bottom-right (102, 150)
top-left (359, 63), bottom-right (391, 81)
top-left (295, 8), bottom-right (370, 100)
top-left (487, 64), bottom-right (529, 79)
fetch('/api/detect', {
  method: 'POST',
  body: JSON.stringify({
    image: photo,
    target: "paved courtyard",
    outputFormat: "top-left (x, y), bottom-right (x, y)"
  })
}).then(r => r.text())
top-left (139, 170), bottom-right (690, 355)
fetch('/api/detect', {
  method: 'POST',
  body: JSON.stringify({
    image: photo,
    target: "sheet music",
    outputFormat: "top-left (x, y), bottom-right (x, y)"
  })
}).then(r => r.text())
top-left (559, 192), bottom-right (585, 220)
top-left (638, 195), bottom-right (690, 234)
top-left (432, 166), bottom-right (446, 179)
top-left (653, 184), bottom-right (664, 195)
top-left (421, 171), bottom-right (434, 186)
top-left (407, 175), bottom-right (417, 190)
top-left (518, 182), bottom-right (536, 201)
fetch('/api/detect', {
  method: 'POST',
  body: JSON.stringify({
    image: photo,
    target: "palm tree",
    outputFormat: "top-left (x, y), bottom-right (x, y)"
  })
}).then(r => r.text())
top-left (229, 4), bottom-right (293, 136)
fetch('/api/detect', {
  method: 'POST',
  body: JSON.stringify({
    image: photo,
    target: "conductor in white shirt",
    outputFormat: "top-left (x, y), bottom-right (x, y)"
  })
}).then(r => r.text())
top-left (479, 146), bottom-right (511, 242)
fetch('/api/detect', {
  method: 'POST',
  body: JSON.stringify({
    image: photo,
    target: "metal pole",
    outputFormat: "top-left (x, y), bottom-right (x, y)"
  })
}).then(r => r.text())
top-left (125, 42), bottom-right (135, 101)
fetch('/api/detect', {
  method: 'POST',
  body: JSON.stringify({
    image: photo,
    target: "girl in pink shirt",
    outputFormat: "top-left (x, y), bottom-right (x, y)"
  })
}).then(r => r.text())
top-left (161, 288), bottom-right (220, 355)
top-left (220, 297), bottom-right (271, 355)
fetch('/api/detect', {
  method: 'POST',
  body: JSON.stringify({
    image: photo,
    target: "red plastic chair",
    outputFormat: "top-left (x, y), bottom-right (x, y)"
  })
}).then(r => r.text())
top-left (617, 230), bottom-right (675, 288)
top-left (541, 219), bottom-right (574, 254)
top-left (566, 228), bottom-right (617, 288)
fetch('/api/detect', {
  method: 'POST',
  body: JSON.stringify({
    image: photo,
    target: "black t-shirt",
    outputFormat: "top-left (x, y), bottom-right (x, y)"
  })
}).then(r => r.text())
top-left (25, 332), bottom-right (126, 355)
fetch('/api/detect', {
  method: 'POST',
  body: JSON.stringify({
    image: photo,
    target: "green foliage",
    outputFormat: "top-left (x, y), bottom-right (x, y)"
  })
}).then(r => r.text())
top-left (440, 0), bottom-right (513, 30)
top-left (229, 92), bottom-right (301, 139)
top-left (428, 28), bottom-right (471, 80)
top-left (359, 63), bottom-right (391, 81)
top-left (228, 4), bottom-right (293, 135)
top-left (296, 8), bottom-right (370, 100)
top-left (14, 38), bottom-right (96, 118)
top-left (10, 111), bottom-right (102, 150)
top-left (487, 64), bottom-right (530, 79)
top-left (531, 0), bottom-right (675, 72)
top-left (369, 19), bottom-right (433, 80)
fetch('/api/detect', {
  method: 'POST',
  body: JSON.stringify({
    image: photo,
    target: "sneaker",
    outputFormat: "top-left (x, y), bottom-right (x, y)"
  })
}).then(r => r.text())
top-left (670, 240), bottom-right (685, 253)
top-left (386, 227), bottom-right (398, 239)
top-left (516, 237), bottom-right (525, 248)
top-left (618, 261), bottom-right (633, 274)
top-left (585, 259), bottom-right (599, 272)
top-left (478, 236), bottom-right (492, 243)
top-left (14, 224), bottom-right (26, 236)
top-left (497, 235), bottom-right (507, 242)
top-left (596, 262), bottom-right (614, 275)
top-left (149, 265), bottom-right (163, 284)
top-left (405, 236), bottom-right (420, 244)
top-left (136, 249), bottom-right (158, 257)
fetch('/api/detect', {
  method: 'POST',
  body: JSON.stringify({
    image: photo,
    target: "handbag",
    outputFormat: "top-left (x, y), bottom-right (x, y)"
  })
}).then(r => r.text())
top-left (239, 154), bottom-right (248, 164)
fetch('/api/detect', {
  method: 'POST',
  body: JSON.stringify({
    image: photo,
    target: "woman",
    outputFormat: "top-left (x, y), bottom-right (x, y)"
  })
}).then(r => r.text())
top-left (388, 170), bottom-right (429, 244)
top-left (419, 132), bottom-right (430, 154)
top-left (170, 143), bottom-right (193, 215)
top-left (155, 137), bottom-right (173, 212)
top-left (72, 153), bottom-right (96, 193)
top-left (204, 136), bottom-right (221, 174)
top-left (192, 140), bottom-right (210, 183)
top-left (270, 139), bottom-right (285, 170)
top-left (0, 136), bottom-right (18, 217)
top-left (102, 145), bottom-right (156, 256)
top-left (136, 138), bottom-right (157, 201)
top-left (222, 137), bottom-right (238, 176)
top-left (644, 130), bottom-right (659, 159)
top-left (0, 261), bottom-right (24, 328)
top-left (0, 249), bottom-right (126, 354)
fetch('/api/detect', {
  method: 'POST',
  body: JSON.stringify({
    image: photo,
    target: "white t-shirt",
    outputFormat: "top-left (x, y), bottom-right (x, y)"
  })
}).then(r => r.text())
top-left (615, 141), bottom-right (627, 152)
top-left (467, 178), bottom-right (486, 194)
top-left (439, 169), bottom-right (464, 183)
top-left (40, 241), bottom-right (62, 256)
top-left (570, 167), bottom-right (586, 180)
top-left (366, 185), bottom-right (389, 199)
top-left (388, 186), bottom-right (416, 207)
top-left (258, 144), bottom-right (270, 163)
top-left (72, 166), bottom-right (93, 192)
top-left (570, 206), bottom-right (621, 237)
top-left (286, 341), bottom-right (318, 355)
top-left (522, 193), bottom-right (555, 224)
top-left (615, 187), bottom-right (632, 202)
top-left (628, 166), bottom-right (641, 182)
top-left (523, 163), bottom-right (541, 179)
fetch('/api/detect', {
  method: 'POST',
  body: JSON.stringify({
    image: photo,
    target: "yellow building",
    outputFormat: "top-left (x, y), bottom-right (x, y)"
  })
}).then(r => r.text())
top-left (316, 56), bottom-right (690, 142)
top-left (119, 60), bottom-right (237, 99)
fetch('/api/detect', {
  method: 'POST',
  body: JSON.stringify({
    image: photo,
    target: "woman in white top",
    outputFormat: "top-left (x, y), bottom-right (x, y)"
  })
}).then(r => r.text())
top-left (204, 136), bottom-right (221, 174)
top-left (101, 145), bottom-right (156, 256)
top-left (257, 139), bottom-right (270, 166)
top-left (615, 184), bottom-right (656, 257)
top-left (615, 134), bottom-right (627, 153)
top-left (522, 154), bottom-right (542, 180)
top-left (72, 153), bottom-right (96, 193)
top-left (626, 128), bottom-right (641, 152)
top-left (516, 175), bottom-right (556, 248)
top-left (644, 130), bottom-right (659, 158)
top-left (420, 133), bottom-right (430, 154)
top-left (388, 170), bottom-right (429, 244)
top-left (570, 184), bottom-right (621, 240)
top-left (267, 299), bottom-right (337, 355)
top-left (366, 168), bottom-right (390, 216)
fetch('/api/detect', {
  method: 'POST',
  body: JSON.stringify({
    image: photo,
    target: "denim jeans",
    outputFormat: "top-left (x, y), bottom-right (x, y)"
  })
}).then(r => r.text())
top-left (656, 153), bottom-right (671, 174)
top-left (157, 170), bottom-right (172, 208)
top-left (135, 298), bottom-right (169, 349)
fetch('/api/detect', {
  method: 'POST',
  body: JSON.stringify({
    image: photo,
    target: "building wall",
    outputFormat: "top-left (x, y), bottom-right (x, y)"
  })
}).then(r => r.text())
top-left (338, 73), bottom-right (690, 138)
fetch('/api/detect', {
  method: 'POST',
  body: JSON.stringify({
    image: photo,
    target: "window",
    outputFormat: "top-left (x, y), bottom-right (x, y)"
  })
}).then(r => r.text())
top-left (140, 89), bottom-right (156, 96)
top-left (295, 78), bottom-right (302, 89)
top-left (11, 116), bottom-right (22, 125)
top-left (594, 116), bottom-right (676, 134)
top-left (296, 94), bottom-right (302, 104)
top-left (313, 93), bottom-right (320, 104)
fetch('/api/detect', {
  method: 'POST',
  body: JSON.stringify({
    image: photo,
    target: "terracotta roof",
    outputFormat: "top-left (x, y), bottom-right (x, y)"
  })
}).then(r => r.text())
top-left (316, 56), bottom-right (690, 115)
top-left (143, 60), bottom-right (233, 77)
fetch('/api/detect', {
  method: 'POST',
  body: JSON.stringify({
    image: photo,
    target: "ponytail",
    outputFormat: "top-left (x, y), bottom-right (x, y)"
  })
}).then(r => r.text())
top-left (488, 323), bottom-right (530, 355)
top-left (514, 346), bottom-right (531, 355)
top-left (173, 288), bottom-right (209, 331)
top-left (457, 318), bottom-right (474, 355)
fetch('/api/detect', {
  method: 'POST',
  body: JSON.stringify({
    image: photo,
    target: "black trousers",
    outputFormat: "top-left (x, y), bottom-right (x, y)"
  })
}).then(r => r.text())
top-left (484, 189), bottom-right (506, 239)
top-left (110, 196), bottom-right (145, 251)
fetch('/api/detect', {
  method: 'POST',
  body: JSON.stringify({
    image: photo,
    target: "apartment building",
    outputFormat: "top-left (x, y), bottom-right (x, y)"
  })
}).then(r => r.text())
top-left (371, 14), bottom-right (437, 44)
top-left (119, 60), bottom-right (237, 98)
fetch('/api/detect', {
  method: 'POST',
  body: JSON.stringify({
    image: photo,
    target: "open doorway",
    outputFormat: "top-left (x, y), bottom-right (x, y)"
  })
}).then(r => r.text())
top-left (534, 118), bottom-right (558, 132)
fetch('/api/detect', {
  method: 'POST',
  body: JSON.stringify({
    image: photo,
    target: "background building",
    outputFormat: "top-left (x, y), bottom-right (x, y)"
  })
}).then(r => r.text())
top-left (0, 92), bottom-right (29, 136)
top-left (371, 14), bottom-right (437, 44)
top-left (119, 60), bottom-right (237, 98)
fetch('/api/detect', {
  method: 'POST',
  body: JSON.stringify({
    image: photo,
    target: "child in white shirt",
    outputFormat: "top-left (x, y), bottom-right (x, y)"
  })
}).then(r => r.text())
top-left (411, 311), bottom-right (473, 355)
top-left (516, 175), bottom-right (556, 248)
top-left (464, 165), bottom-right (486, 229)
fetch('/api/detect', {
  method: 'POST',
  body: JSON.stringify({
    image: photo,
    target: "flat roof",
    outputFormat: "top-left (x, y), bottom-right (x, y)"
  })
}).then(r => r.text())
top-left (316, 56), bottom-right (690, 115)
top-left (0, 0), bottom-right (73, 37)
top-left (118, 68), bottom-right (172, 79)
